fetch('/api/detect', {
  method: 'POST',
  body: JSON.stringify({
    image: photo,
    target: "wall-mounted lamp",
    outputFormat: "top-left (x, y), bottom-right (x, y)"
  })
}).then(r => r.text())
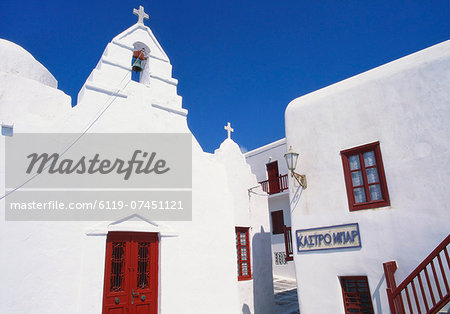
top-left (284, 146), bottom-right (307, 189)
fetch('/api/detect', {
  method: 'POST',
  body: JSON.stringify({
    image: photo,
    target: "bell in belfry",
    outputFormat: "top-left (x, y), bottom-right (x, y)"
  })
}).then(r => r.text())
top-left (132, 58), bottom-right (144, 72)
top-left (132, 48), bottom-right (147, 73)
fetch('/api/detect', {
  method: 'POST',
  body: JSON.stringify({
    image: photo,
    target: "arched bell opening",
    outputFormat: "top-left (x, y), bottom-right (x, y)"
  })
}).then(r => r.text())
top-left (131, 42), bottom-right (150, 83)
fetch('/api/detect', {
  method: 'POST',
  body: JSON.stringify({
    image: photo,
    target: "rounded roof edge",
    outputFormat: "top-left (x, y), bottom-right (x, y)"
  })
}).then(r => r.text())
top-left (0, 38), bottom-right (57, 88)
top-left (285, 39), bottom-right (450, 117)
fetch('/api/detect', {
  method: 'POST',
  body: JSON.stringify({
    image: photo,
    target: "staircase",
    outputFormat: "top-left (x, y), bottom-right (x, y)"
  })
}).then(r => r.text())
top-left (383, 235), bottom-right (450, 314)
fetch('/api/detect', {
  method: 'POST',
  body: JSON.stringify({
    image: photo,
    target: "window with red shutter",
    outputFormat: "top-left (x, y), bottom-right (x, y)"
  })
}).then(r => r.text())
top-left (283, 226), bottom-right (293, 261)
top-left (235, 227), bottom-right (252, 281)
top-left (340, 276), bottom-right (374, 314)
top-left (341, 142), bottom-right (390, 211)
top-left (271, 210), bottom-right (285, 235)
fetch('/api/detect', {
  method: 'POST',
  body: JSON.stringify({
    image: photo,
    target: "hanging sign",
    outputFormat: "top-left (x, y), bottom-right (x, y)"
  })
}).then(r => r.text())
top-left (296, 223), bottom-right (361, 253)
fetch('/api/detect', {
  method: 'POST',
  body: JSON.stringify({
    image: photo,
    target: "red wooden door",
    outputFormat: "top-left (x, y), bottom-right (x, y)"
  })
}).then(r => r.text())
top-left (266, 161), bottom-right (280, 194)
top-left (102, 232), bottom-right (159, 314)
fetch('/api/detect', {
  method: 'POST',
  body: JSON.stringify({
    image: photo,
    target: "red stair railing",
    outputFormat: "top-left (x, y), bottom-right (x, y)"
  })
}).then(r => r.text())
top-left (383, 234), bottom-right (450, 314)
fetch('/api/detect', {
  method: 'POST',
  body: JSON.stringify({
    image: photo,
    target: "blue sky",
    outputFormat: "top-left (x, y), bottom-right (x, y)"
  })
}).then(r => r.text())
top-left (1, 1), bottom-right (448, 153)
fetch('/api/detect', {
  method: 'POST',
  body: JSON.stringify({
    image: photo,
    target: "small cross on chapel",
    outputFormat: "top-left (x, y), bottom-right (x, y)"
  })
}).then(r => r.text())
top-left (224, 122), bottom-right (234, 139)
top-left (133, 5), bottom-right (149, 24)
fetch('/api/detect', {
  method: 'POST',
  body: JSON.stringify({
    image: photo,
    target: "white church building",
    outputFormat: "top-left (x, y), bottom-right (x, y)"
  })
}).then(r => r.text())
top-left (1, 5), bottom-right (449, 314)
top-left (0, 6), bottom-right (275, 314)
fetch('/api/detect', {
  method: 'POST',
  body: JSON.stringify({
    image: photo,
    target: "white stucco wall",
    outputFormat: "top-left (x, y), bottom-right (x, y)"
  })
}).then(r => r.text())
top-left (0, 39), bottom-right (58, 88)
top-left (215, 138), bottom-right (275, 314)
top-left (245, 139), bottom-right (297, 280)
top-left (0, 21), bottom-right (273, 314)
top-left (285, 40), bottom-right (450, 313)
top-left (245, 139), bottom-right (288, 182)
top-left (0, 39), bottom-right (71, 129)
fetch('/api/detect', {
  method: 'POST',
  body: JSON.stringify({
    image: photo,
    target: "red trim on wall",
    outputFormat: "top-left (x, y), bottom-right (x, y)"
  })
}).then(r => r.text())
top-left (340, 276), bottom-right (375, 314)
top-left (341, 141), bottom-right (390, 211)
top-left (283, 226), bottom-right (293, 261)
top-left (271, 210), bottom-right (285, 235)
top-left (236, 227), bottom-right (252, 281)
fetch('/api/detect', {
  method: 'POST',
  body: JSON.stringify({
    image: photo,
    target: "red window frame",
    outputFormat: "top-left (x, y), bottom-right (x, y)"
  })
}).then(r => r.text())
top-left (235, 227), bottom-right (252, 281)
top-left (339, 276), bottom-right (375, 314)
top-left (283, 225), bottom-right (293, 262)
top-left (341, 142), bottom-right (390, 211)
top-left (271, 210), bottom-right (285, 235)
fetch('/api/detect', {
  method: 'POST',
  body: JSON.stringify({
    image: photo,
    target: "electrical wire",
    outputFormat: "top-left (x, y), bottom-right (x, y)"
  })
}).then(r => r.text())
top-left (0, 63), bottom-right (136, 201)
top-left (248, 185), bottom-right (268, 197)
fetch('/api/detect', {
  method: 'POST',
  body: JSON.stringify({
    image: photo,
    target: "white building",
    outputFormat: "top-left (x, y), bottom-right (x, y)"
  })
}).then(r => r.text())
top-left (0, 7), bottom-right (274, 314)
top-left (245, 139), bottom-right (297, 281)
top-left (283, 40), bottom-right (450, 313)
top-left (2, 5), bottom-right (448, 314)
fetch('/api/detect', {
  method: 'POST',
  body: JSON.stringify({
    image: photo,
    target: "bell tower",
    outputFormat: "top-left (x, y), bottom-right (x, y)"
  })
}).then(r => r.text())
top-left (74, 5), bottom-right (186, 127)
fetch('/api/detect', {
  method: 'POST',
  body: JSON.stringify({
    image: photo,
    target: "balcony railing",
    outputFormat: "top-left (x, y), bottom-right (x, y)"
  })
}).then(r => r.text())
top-left (383, 234), bottom-right (449, 314)
top-left (259, 174), bottom-right (289, 195)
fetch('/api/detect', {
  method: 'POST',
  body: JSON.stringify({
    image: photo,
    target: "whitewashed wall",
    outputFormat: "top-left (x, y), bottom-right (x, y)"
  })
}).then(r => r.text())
top-left (215, 138), bottom-right (275, 314)
top-left (0, 39), bottom-right (58, 88)
top-left (285, 40), bottom-right (450, 313)
top-left (245, 139), bottom-right (288, 182)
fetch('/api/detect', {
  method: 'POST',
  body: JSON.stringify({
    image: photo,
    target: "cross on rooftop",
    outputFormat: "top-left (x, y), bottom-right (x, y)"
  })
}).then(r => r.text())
top-left (133, 5), bottom-right (149, 24)
top-left (224, 122), bottom-right (234, 139)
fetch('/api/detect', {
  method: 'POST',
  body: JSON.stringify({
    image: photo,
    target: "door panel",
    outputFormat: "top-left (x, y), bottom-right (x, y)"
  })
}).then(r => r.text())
top-left (136, 305), bottom-right (150, 314)
top-left (102, 232), bottom-right (159, 314)
top-left (103, 236), bottom-right (130, 313)
top-left (130, 234), bottom-right (158, 314)
top-left (266, 161), bottom-right (280, 194)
